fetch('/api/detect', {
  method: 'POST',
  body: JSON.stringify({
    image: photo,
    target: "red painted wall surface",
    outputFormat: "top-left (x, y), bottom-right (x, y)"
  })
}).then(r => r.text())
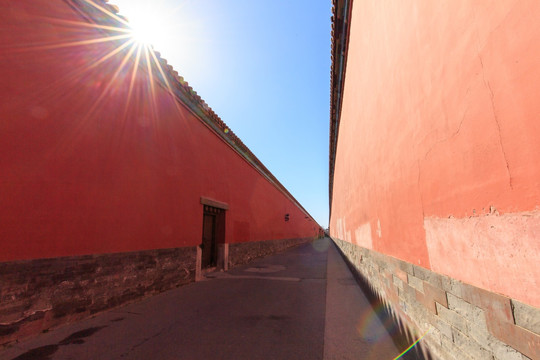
top-left (0, 1), bottom-right (319, 262)
top-left (330, 1), bottom-right (540, 306)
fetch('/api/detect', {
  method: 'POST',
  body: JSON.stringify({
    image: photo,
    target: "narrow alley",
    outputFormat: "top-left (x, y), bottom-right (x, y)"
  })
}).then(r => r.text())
top-left (1, 1), bottom-right (539, 359)
top-left (0, 239), bottom-right (417, 360)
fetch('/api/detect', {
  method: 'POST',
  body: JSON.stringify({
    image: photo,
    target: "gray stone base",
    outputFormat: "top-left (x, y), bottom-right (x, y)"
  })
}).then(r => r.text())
top-left (332, 237), bottom-right (540, 360)
top-left (0, 237), bottom-right (316, 347)
top-left (0, 247), bottom-right (196, 347)
top-left (229, 237), bottom-right (313, 269)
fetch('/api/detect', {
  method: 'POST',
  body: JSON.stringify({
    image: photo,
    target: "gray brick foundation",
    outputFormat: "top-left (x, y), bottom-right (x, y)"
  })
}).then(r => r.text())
top-left (0, 237), bottom-right (315, 348)
top-left (332, 237), bottom-right (539, 360)
top-left (0, 247), bottom-right (196, 347)
top-left (229, 237), bottom-right (313, 268)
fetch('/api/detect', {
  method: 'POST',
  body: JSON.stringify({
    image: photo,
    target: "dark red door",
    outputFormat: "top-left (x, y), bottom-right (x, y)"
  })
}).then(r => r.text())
top-left (202, 212), bottom-right (216, 268)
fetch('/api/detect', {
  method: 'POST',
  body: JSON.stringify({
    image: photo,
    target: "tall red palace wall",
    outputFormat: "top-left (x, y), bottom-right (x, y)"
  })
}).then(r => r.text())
top-left (0, 1), bottom-right (319, 344)
top-left (0, 1), bottom-right (317, 261)
top-left (330, 1), bottom-right (540, 359)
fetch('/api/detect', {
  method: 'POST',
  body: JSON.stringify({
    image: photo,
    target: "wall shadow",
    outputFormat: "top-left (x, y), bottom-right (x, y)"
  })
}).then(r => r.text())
top-left (334, 244), bottom-right (434, 360)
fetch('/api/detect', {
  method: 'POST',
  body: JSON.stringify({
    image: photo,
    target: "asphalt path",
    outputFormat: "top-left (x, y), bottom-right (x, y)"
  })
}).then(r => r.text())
top-left (0, 238), bottom-right (416, 360)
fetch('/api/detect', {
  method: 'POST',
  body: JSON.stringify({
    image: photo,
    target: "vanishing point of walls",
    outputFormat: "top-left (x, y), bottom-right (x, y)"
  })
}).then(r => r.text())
top-left (329, 1), bottom-right (539, 359)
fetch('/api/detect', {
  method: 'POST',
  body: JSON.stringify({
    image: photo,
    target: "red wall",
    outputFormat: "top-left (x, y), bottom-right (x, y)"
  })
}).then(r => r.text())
top-left (330, 1), bottom-right (540, 307)
top-left (0, 1), bottom-right (319, 262)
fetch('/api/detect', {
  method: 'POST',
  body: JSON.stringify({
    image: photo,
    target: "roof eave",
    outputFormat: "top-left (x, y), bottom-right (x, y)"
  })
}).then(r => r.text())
top-left (329, 0), bottom-right (353, 221)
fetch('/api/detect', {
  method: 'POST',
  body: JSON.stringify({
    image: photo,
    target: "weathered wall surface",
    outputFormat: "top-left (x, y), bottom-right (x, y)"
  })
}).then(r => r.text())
top-left (329, 0), bottom-right (540, 358)
top-left (0, 1), bottom-right (319, 345)
top-left (334, 239), bottom-right (540, 360)
top-left (330, 0), bottom-right (540, 307)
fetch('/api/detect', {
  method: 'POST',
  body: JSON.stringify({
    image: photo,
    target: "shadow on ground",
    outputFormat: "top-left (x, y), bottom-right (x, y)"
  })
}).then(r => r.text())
top-left (11, 326), bottom-right (107, 360)
top-left (334, 245), bottom-right (433, 360)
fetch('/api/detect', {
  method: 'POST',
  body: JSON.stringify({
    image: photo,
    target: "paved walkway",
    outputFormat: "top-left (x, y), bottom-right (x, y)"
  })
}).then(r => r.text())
top-left (0, 238), bottom-right (415, 360)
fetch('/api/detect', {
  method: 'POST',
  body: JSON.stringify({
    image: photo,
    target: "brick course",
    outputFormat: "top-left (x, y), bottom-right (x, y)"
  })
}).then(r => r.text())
top-left (332, 237), bottom-right (539, 360)
top-left (513, 300), bottom-right (540, 335)
top-left (0, 237), bottom-right (315, 347)
top-left (0, 247), bottom-right (196, 347)
top-left (228, 237), bottom-right (313, 268)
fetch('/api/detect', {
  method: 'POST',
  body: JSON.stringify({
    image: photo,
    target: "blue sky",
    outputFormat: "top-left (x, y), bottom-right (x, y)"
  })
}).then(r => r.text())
top-left (114, 0), bottom-right (332, 227)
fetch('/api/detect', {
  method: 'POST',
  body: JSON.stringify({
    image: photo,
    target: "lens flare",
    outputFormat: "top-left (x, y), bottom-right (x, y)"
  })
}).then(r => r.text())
top-left (356, 302), bottom-right (397, 342)
top-left (393, 329), bottom-right (430, 360)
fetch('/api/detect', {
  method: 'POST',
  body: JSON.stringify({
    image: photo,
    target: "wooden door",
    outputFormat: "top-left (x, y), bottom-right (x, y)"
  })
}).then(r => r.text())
top-left (201, 213), bottom-right (216, 268)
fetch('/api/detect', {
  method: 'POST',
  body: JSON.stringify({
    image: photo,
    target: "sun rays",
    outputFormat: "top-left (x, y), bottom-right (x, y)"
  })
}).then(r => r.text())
top-left (24, 0), bottom-right (185, 127)
top-left (78, 0), bottom-right (183, 116)
top-left (0, 0), bottom-right (197, 161)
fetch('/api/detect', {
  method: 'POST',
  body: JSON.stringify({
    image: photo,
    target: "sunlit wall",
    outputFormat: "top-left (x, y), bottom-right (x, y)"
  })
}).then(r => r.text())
top-left (0, 0), bottom-right (319, 262)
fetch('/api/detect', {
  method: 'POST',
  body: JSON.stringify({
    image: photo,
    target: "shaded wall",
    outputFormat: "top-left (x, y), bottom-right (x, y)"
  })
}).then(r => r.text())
top-left (330, 1), bottom-right (539, 359)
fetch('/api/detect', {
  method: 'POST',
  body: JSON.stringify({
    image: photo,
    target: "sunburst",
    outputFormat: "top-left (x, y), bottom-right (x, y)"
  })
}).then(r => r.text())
top-left (1, 0), bottom-right (197, 162)
top-left (9, 0), bottom-right (187, 136)
top-left (77, 0), bottom-right (182, 111)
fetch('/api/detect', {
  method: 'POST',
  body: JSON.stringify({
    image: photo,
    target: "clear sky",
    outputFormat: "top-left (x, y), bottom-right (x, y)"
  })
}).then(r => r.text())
top-left (113, 0), bottom-right (332, 228)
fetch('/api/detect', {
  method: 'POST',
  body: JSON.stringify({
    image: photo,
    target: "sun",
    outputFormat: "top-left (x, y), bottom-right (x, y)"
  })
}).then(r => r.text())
top-left (127, 11), bottom-right (165, 47)
top-left (129, 21), bottom-right (157, 46)
top-left (115, 0), bottom-right (179, 54)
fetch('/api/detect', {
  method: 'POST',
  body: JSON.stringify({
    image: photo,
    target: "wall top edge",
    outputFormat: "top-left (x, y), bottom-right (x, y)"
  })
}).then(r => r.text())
top-left (62, 0), bottom-right (319, 226)
top-left (328, 0), bottom-right (353, 219)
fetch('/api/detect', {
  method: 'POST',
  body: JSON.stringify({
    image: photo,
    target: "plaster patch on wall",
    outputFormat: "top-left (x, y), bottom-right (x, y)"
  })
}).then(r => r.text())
top-left (338, 217), bottom-right (349, 242)
top-left (424, 211), bottom-right (540, 307)
top-left (376, 218), bottom-right (382, 238)
top-left (335, 218), bottom-right (353, 244)
top-left (336, 218), bottom-right (344, 240)
top-left (354, 222), bottom-right (373, 249)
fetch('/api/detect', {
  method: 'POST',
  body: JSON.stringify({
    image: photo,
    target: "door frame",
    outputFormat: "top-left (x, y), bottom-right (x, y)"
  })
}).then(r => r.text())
top-left (196, 197), bottom-right (229, 281)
